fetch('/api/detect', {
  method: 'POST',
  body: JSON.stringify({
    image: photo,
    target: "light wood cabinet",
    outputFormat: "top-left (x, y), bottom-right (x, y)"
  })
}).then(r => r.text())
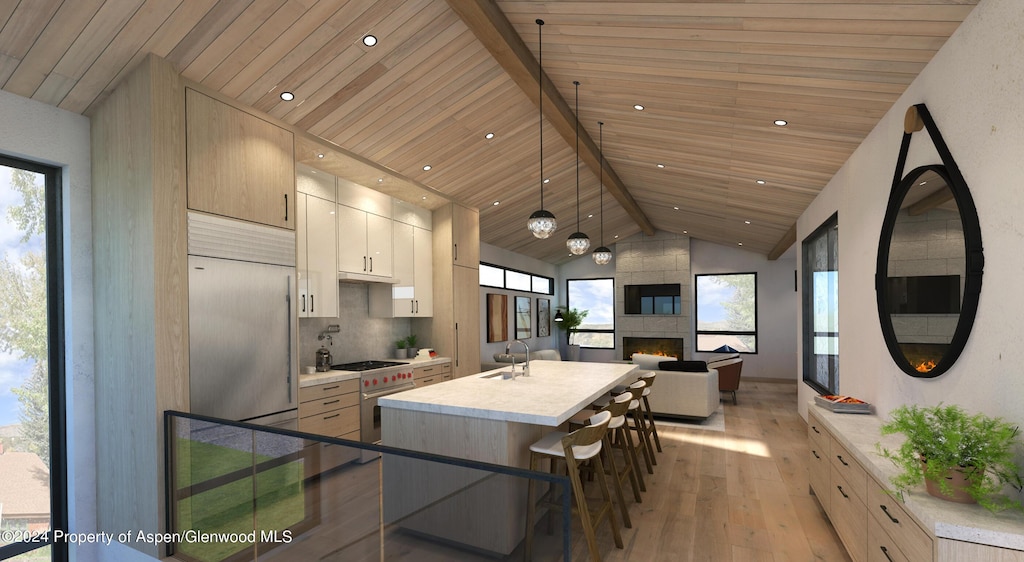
top-left (414, 361), bottom-right (452, 388)
top-left (830, 462), bottom-right (868, 562)
top-left (185, 88), bottom-right (294, 229)
top-left (299, 379), bottom-right (361, 465)
top-left (296, 166), bottom-right (338, 318)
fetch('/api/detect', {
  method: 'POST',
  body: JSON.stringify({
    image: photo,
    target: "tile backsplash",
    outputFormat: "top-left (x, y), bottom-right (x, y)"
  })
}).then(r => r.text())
top-left (298, 283), bottom-right (413, 369)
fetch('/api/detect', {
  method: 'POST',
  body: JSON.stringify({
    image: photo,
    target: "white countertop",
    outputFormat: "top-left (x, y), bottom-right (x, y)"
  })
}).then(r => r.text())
top-left (378, 360), bottom-right (640, 426)
top-left (809, 404), bottom-right (1024, 551)
top-left (298, 356), bottom-right (452, 388)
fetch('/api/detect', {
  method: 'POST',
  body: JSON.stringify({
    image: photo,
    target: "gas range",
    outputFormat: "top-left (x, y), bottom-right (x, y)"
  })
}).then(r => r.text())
top-left (331, 360), bottom-right (407, 372)
top-left (331, 360), bottom-right (415, 392)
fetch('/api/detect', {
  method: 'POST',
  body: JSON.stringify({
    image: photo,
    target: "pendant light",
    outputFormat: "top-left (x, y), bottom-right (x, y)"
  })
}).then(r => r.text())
top-left (592, 121), bottom-right (613, 265)
top-left (527, 19), bottom-right (557, 239)
top-left (566, 80), bottom-right (590, 255)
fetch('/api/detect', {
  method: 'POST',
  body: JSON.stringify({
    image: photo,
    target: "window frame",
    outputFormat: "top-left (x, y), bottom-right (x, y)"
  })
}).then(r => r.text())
top-left (694, 272), bottom-right (759, 354)
top-left (565, 277), bottom-right (616, 349)
top-left (802, 213), bottom-right (839, 395)
top-left (0, 154), bottom-right (68, 562)
top-left (478, 261), bottom-right (553, 295)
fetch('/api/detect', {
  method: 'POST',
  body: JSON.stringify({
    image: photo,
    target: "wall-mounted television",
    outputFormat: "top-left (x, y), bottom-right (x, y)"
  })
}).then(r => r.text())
top-left (624, 283), bottom-right (680, 315)
top-left (885, 275), bottom-right (960, 314)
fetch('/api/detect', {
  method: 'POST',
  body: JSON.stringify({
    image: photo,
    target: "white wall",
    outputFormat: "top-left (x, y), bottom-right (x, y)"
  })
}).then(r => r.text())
top-left (796, 0), bottom-right (1024, 428)
top-left (478, 243), bottom-right (559, 361)
top-left (0, 90), bottom-right (97, 559)
top-left (691, 239), bottom-right (798, 379)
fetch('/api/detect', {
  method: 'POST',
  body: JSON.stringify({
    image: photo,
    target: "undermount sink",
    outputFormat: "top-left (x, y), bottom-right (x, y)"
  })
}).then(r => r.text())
top-left (480, 371), bottom-right (516, 379)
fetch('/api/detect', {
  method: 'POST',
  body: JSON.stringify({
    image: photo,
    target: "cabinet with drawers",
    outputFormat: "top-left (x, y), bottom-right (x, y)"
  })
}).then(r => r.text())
top-left (299, 379), bottom-right (361, 466)
top-left (414, 361), bottom-right (452, 388)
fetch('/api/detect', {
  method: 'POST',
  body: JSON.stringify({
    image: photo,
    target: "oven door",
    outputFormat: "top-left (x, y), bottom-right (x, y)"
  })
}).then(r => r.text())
top-left (361, 382), bottom-right (416, 444)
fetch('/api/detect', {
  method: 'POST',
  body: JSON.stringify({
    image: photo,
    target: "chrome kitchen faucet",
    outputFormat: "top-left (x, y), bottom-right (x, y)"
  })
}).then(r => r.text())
top-left (505, 340), bottom-right (530, 377)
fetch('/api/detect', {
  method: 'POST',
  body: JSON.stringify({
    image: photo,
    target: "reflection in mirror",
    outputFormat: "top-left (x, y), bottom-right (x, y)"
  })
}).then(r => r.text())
top-left (885, 170), bottom-right (965, 374)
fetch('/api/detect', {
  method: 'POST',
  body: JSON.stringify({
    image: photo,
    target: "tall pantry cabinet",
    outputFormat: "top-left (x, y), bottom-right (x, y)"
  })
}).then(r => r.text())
top-left (416, 203), bottom-right (480, 377)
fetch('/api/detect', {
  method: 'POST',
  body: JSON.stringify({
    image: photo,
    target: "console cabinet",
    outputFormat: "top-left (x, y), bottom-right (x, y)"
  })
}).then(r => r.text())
top-left (807, 407), bottom-right (1024, 562)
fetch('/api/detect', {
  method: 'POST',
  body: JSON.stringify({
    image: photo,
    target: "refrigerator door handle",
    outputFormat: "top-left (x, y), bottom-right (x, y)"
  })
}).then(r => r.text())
top-left (286, 275), bottom-right (293, 403)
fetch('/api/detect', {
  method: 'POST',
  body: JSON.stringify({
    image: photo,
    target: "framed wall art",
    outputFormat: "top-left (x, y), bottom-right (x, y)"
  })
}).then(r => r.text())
top-left (486, 293), bottom-right (508, 342)
top-left (515, 296), bottom-right (532, 339)
top-left (537, 298), bottom-right (550, 337)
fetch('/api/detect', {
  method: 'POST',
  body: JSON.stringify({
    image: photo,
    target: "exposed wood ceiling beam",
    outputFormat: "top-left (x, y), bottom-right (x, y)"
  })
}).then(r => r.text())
top-left (768, 223), bottom-right (797, 261)
top-left (446, 0), bottom-right (656, 236)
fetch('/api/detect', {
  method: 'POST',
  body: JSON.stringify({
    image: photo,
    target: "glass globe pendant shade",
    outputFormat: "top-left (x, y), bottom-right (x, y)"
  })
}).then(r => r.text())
top-left (592, 246), bottom-right (613, 265)
top-left (527, 209), bottom-right (557, 239)
top-left (567, 232), bottom-right (591, 255)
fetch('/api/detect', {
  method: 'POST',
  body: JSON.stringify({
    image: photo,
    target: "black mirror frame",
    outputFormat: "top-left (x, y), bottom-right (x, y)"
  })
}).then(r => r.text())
top-left (875, 104), bottom-right (984, 378)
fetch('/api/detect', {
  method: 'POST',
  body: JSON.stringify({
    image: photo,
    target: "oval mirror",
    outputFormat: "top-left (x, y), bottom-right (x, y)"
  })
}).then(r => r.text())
top-left (876, 165), bottom-right (983, 378)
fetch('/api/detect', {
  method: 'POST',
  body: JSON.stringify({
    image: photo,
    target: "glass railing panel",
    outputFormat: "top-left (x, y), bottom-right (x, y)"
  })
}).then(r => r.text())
top-left (166, 412), bottom-right (571, 562)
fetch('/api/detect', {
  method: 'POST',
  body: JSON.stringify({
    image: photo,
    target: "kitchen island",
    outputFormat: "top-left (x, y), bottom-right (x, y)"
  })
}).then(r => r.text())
top-left (379, 360), bottom-right (639, 555)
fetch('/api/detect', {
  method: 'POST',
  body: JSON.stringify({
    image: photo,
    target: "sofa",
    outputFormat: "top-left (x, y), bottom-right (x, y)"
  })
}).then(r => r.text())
top-left (629, 353), bottom-right (719, 420)
top-left (480, 348), bottom-right (562, 372)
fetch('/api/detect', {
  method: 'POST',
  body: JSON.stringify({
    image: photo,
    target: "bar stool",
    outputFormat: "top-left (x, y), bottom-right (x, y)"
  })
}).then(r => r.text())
top-left (638, 372), bottom-right (663, 453)
top-left (583, 390), bottom-right (648, 494)
top-left (568, 392), bottom-right (643, 526)
top-left (525, 410), bottom-right (622, 562)
top-left (623, 380), bottom-right (657, 474)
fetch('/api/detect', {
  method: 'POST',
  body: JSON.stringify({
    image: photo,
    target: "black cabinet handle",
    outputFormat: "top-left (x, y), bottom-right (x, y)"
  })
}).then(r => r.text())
top-left (363, 256), bottom-right (367, 272)
top-left (454, 243), bottom-right (458, 261)
top-left (812, 450), bottom-right (820, 459)
top-left (310, 294), bottom-right (314, 312)
top-left (880, 546), bottom-right (894, 562)
top-left (323, 385), bottom-right (339, 391)
top-left (301, 294), bottom-right (306, 312)
top-left (880, 504), bottom-right (899, 524)
top-left (284, 194), bottom-right (288, 221)
top-left (369, 257), bottom-right (373, 272)
top-left (837, 485), bottom-right (848, 499)
top-left (323, 414), bottom-right (340, 420)
top-left (411, 301), bottom-right (415, 314)
top-left (811, 425), bottom-right (821, 434)
top-left (837, 455), bottom-right (849, 466)
top-left (323, 399), bottom-right (340, 406)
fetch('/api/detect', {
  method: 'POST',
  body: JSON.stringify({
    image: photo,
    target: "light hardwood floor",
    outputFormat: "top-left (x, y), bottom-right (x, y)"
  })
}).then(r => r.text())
top-left (265, 379), bottom-right (851, 561)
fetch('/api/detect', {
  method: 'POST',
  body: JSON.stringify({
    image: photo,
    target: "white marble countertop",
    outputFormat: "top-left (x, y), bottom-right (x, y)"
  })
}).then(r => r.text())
top-left (808, 404), bottom-right (1024, 551)
top-left (379, 360), bottom-right (640, 426)
top-left (298, 356), bottom-right (452, 388)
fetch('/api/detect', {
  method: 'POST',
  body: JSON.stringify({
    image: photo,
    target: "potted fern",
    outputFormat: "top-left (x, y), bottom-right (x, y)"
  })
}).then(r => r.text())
top-left (394, 338), bottom-right (408, 359)
top-left (877, 403), bottom-right (1023, 512)
top-left (555, 307), bottom-right (588, 361)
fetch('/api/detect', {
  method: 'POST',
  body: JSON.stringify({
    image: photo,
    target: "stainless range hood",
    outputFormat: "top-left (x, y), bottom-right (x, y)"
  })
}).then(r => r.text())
top-left (337, 271), bottom-right (399, 284)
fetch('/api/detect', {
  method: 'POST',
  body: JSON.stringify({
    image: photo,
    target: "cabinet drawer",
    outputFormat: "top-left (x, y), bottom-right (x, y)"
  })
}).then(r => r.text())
top-left (417, 375), bottom-right (439, 388)
top-left (809, 445), bottom-right (831, 513)
top-left (808, 410), bottom-right (830, 452)
top-left (831, 464), bottom-right (868, 562)
top-left (868, 514), bottom-right (911, 562)
top-left (299, 405), bottom-right (359, 437)
top-left (868, 479), bottom-right (933, 562)
top-left (298, 391), bottom-right (359, 418)
top-left (831, 437), bottom-right (867, 502)
top-left (414, 362), bottom-right (451, 378)
top-left (298, 379), bottom-right (359, 403)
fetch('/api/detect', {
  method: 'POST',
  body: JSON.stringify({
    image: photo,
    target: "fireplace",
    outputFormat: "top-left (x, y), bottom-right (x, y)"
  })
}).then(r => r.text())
top-left (622, 337), bottom-right (684, 361)
top-left (898, 343), bottom-right (949, 374)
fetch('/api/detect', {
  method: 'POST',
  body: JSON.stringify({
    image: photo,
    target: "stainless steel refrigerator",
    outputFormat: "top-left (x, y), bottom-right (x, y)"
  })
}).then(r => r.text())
top-left (187, 212), bottom-right (299, 429)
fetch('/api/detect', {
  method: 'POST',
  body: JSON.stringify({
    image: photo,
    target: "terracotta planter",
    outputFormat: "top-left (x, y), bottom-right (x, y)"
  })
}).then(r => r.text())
top-left (922, 461), bottom-right (977, 504)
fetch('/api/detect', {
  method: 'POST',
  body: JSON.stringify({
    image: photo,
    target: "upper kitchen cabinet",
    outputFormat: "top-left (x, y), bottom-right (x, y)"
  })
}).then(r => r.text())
top-left (185, 88), bottom-right (295, 230)
top-left (369, 202), bottom-right (433, 318)
top-left (337, 178), bottom-right (393, 279)
top-left (296, 165), bottom-right (338, 318)
top-left (434, 203), bottom-right (480, 268)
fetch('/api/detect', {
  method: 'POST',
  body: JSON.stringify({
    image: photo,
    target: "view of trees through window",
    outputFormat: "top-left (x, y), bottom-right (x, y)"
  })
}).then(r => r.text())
top-left (566, 278), bottom-right (614, 349)
top-left (695, 273), bottom-right (758, 353)
top-left (0, 159), bottom-right (56, 559)
top-left (803, 214), bottom-right (839, 393)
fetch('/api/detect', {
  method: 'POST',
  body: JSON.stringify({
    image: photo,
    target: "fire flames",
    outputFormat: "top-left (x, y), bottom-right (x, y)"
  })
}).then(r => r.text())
top-left (915, 359), bottom-right (937, 373)
top-left (636, 350), bottom-right (673, 357)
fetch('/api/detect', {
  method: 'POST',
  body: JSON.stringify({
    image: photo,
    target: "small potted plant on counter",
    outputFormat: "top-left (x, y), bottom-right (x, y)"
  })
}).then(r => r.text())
top-left (554, 307), bottom-right (588, 361)
top-left (406, 334), bottom-right (419, 359)
top-left (394, 338), bottom-right (408, 359)
top-left (877, 403), bottom-right (1023, 512)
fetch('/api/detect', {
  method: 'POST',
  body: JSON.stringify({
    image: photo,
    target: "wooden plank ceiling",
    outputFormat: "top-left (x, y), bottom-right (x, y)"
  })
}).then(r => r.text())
top-left (0, 0), bottom-right (979, 264)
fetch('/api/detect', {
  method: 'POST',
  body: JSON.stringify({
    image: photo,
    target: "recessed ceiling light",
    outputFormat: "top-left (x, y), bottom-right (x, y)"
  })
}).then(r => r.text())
top-left (485, 132), bottom-right (495, 139)
top-left (280, 91), bottom-right (295, 101)
top-left (493, 201), bottom-right (500, 206)
top-left (633, 104), bottom-right (645, 111)
top-left (673, 206), bottom-right (679, 210)
top-left (317, 153), bottom-right (324, 159)
top-left (656, 163), bottom-right (665, 169)
top-left (683, 230), bottom-right (687, 234)
top-left (614, 235), bottom-right (619, 239)
top-left (421, 196), bottom-right (427, 200)
top-left (587, 214), bottom-right (593, 218)
top-left (738, 242), bottom-right (744, 246)
top-left (744, 220), bottom-right (751, 225)
top-left (378, 178), bottom-right (384, 183)
top-left (918, 181), bottom-right (928, 186)
top-left (543, 178), bottom-right (550, 184)
top-left (422, 165), bottom-right (432, 171)
top-left (773, 119), bottom-right (788, 127)
top-left (362, 34), bottom-right (377, 47)
top-left (755, 179), bottom-right (766, 185)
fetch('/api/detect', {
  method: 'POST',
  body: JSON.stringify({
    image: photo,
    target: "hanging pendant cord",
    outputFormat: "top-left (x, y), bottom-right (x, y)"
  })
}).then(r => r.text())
top-left (599, 121), bottom-right (604, 246)
top-left (574, 81), bottom-right (580, 230)
top-left (537, 19), bottom-right (544, 210)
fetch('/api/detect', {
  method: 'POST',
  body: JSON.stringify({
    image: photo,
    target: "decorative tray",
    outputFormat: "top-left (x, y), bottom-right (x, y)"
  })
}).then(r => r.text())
top-left (814, 394), bottom-right (872, 414)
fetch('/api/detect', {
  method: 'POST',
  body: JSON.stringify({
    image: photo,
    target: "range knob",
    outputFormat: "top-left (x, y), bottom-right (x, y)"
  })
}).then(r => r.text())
top-left (364, 380), bottom-right (369, 387)
top-left (392, 375), bottom-right (397, 382)
top-left (373, 378), bottom-right (378, 385)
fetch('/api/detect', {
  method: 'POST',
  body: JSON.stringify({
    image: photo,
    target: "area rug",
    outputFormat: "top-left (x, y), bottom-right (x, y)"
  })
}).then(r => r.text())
top-left (653, 404), bottom-right (725, 433)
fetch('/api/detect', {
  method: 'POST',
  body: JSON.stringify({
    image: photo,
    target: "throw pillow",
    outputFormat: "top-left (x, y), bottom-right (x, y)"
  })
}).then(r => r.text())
top-left (659, 360), bottom-right (707, 372)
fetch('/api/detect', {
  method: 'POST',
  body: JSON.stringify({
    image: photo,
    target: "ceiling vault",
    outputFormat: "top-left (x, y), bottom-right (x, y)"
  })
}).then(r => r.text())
top-left (446, 0), bottom-right (656, 236)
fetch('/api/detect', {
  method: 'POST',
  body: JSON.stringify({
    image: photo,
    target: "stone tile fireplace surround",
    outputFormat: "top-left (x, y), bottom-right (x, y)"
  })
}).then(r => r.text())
top-left (615, 232), bottom-right (691, 360)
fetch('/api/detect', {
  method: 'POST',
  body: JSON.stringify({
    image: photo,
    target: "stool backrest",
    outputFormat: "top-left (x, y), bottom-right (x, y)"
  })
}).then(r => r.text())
top-left (561, 410), bottom-right (612, 461)
top-left (639, 371), bottom-right (657, 388)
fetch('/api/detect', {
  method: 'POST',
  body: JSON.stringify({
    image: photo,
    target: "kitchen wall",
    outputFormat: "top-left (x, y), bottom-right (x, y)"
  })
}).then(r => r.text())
top-left (0, 90), bottom-right (98, 559)
top-left (478, 242), bottom-right (558, 362)
top-left (795, 0), bottom-right (1024, 434)
top-left (299, 283), bottom-right (413, 367)
top-left (690, 239), bottom-right (798, 379)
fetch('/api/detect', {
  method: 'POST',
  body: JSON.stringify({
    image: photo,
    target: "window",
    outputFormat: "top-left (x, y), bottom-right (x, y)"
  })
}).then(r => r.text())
top-left (477, 262), bottom-right (553, 295)
top-left (695, 273), bottom-right (758, 353)
top-left (566, 278), bottom-right (615, 348)
top-left (0, 155), bottom-right (68, 561)
top-left (802, 214), bottom-right (839, 394)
